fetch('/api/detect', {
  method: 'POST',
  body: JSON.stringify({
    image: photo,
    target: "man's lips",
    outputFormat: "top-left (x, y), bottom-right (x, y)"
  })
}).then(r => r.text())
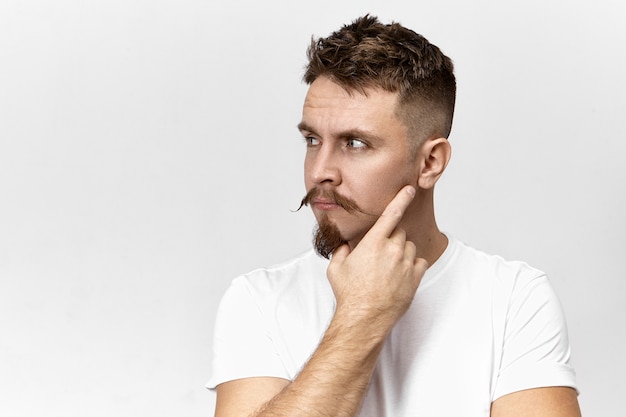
top-left (311, 198), bottom-right (342, 210)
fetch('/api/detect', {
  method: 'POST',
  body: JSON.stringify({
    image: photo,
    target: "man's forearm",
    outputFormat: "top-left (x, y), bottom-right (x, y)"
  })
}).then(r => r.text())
top-left (251, 314), bottom-right (387, 417)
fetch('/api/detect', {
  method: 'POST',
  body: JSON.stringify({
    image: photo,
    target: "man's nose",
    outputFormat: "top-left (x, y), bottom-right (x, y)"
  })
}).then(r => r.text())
top-left (309, 145), bottom-right (341, 185)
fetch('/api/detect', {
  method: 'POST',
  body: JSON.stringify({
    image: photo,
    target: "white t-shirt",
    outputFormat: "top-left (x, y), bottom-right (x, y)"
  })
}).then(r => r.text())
top-left (208, 236), bottom-right (577, 416)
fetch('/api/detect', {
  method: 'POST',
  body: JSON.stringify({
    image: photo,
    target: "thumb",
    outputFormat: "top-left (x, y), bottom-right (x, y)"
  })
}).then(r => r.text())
top-left (327, 243), bottom-right (351, 286)
top-left (330, 243), bottom-right (351, 265)
top-left (331, 243), bottom-right (350, 263)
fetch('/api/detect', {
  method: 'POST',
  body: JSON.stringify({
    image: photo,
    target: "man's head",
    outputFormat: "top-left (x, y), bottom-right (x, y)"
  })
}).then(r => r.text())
top-left (299, 16), bottom-right (455, 258)
top-left (304, 15), bottom-right (456, 154)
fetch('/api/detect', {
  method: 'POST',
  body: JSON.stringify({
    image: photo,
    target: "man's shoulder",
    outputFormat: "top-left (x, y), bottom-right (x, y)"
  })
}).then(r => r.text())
top-left (242, 249), bottom-right (327, 279)
top-left (230, 249), bottom-right (330, 296)
top-left (445, 236), bottom-right (546, 285)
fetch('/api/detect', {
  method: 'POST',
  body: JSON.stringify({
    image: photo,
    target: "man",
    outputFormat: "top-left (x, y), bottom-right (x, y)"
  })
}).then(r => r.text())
top-left (208, 15), bottom-right (580, 416)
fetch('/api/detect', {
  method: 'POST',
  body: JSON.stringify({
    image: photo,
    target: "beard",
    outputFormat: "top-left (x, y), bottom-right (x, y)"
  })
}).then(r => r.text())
top-left (297, 187), bottom-right (363, 259)
top-left (312, 215), bottom-right (347, 259)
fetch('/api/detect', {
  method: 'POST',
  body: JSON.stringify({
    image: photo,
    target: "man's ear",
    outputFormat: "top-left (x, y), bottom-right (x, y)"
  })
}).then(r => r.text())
top-left (416, 137), bottom-right (451, 189)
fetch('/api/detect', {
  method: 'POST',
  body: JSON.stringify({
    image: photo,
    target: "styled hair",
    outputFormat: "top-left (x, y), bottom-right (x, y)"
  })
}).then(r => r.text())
top-left (304, 15), bottom-right (456, 151)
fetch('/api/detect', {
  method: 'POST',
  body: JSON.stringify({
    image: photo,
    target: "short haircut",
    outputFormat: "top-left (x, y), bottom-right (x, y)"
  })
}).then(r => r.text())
top-left (304, 15), bottom-right (456, 153)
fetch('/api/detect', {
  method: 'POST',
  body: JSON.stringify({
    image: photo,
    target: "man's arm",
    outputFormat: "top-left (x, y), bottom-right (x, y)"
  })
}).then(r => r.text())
top-left (491, 386), bottom-right (581, 417)
top-left (215, 305), bottom-right (392, 417)
top-left (214, 186), bottom-right (426, 417)
top-left (215, 377), bottom-right (289, 417)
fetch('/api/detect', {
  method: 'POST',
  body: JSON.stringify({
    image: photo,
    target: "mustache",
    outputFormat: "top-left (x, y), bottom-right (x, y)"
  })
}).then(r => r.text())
top-left (296, 188), bottom-right (361, 214)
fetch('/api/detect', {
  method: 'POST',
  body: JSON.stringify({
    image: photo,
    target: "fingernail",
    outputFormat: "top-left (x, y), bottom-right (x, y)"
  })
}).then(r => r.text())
top-left (406, 186), bottom-right (416, 197)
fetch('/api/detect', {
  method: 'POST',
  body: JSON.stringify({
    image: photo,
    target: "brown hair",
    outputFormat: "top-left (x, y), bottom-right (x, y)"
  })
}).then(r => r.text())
top-left (304, 15), bottom-right (456, 152)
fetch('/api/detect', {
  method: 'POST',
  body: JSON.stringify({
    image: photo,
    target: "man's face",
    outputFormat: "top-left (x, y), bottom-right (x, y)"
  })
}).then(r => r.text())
top-left (299, 77), bottom-right (420, 250)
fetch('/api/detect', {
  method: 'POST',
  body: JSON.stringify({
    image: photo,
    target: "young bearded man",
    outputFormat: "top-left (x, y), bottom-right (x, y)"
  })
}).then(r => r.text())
top-left (208, 15), bottom-right (581, 417)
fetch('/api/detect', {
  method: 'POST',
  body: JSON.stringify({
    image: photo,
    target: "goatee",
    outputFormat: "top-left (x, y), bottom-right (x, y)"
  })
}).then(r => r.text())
top-left (313, 216), bottom-right (347, 259)
top-left (296, 187), bottom-right (360, 259)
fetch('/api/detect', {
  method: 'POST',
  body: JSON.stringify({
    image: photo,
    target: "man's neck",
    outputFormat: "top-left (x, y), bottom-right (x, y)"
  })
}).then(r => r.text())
top-left (410, 228), bottom-right (448, 267)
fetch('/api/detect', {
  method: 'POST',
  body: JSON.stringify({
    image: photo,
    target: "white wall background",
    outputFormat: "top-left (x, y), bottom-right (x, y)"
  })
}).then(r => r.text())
top-left (1, 1), bottom-right (624, 416)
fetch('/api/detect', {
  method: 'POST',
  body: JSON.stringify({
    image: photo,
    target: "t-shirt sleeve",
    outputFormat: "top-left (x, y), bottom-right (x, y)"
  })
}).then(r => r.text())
top-left (493, 273), bottom-right (578, 400)
top-left (206, 276), bottom-right (289, 390)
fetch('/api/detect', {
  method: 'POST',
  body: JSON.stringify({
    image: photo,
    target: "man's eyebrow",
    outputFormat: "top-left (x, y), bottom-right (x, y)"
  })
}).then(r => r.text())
top-left (336, 129), bottom-right (382, 142)
top-left (297, 122), bottom-right (382, 142)
top-left (297, 122), bottom-right (315, 133)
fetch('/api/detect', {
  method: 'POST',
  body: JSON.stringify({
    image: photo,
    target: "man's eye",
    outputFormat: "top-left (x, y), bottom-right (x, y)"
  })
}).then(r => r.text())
top-left (304, 136), bottom-right (320, 146)
top-left (347, 139), bottom-right (367, 148)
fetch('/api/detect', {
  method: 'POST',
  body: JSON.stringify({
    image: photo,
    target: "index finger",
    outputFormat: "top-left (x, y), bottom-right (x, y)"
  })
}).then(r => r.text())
top-left (367, 185), bottom-right (416, 238)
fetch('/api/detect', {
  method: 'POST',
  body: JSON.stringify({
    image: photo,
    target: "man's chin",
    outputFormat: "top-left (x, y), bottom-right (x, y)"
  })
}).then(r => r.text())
top-left (312, 218), bottom-right (371, 259)
top-left (313, 219), bottom-right (347, 259)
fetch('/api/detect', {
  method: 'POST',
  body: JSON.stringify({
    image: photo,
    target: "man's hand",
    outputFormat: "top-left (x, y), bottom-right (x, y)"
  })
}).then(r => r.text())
top-left (216, 186), bottom-right (429, 417)
top-left (327, 185), bottom-right (428, 336)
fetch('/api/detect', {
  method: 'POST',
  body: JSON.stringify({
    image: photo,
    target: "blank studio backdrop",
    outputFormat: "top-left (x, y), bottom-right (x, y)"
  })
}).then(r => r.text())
top-left (0, 1), bottom-right (624, 416)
